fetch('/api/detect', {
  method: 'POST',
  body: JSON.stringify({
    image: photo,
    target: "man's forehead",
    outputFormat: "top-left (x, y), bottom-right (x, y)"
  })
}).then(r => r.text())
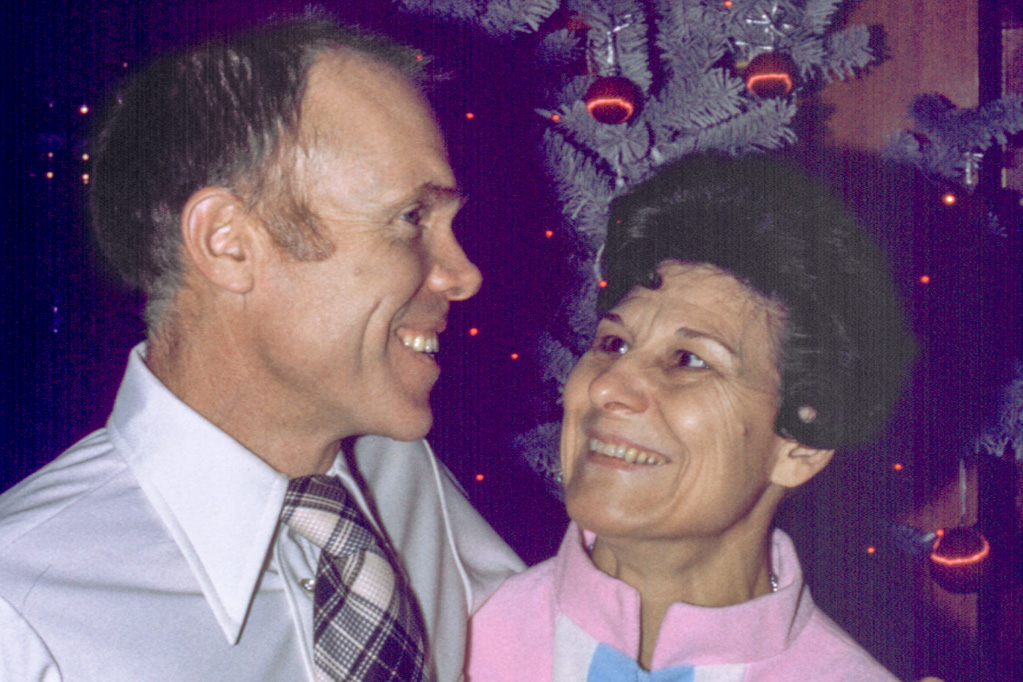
top-left (307, 48), bottom-right (420, 104)
top-left (299, 49), bottom-right (437, 144)
top-left (283, 51), bottom-right (458, 216)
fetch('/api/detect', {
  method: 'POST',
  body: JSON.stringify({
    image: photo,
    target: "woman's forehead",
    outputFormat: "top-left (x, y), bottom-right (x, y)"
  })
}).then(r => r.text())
top-left (619, 263), bottom-right (765, 316)
top-left (612, 262), bottom-right (786, 363)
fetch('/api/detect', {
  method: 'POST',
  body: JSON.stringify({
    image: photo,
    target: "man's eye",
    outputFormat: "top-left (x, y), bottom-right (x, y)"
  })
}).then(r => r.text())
top-left (676, 350), bottom-right (707, 369)
top-left (596, 335), bottom-right (629, 354)
top-left (400, 206), bottom-right (425, 227)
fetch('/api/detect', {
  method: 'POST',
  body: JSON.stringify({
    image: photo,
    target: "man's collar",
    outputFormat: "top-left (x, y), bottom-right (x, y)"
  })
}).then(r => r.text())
top-left (106, 343), bottom-right (291, 643)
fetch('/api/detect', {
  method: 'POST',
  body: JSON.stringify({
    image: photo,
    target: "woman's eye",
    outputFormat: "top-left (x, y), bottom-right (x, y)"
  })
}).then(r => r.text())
top-left (596, 335), bottom-right (629, 355)
top-left (676, 350), bottom-right (707, 369)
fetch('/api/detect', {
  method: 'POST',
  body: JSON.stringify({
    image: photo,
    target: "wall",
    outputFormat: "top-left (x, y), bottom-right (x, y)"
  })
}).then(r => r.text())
top-left (820, 0), bottom-right (979, 151)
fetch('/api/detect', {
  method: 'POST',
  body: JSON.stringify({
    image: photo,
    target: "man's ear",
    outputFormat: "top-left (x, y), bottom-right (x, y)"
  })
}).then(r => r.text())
top-left (180, 187), bottom-right (264, 294)
top-left (770, 438), bottom-right (835, 489)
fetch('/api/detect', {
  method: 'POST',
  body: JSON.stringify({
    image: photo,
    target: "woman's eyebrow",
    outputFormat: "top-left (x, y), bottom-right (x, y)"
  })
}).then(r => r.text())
top-left (674, 326), bottom-right (737, 357)
top-left (599, 312), bottom-right (623, 324)
top-left (601, 312), bottom-right (737, 357)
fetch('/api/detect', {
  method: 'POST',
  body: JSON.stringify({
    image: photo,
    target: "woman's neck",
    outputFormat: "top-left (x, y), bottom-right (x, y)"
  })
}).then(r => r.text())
top-left (588, 519), bottom-right (775, 669)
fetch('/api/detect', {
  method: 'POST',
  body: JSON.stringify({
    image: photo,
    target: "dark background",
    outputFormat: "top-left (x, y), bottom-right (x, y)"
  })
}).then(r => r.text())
top-left (3, 2), bottom-right (1021, 680)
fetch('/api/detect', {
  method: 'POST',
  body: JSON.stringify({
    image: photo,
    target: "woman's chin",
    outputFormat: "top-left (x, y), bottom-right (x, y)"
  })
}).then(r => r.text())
top-left (564, 486), bottom-right (645, 540)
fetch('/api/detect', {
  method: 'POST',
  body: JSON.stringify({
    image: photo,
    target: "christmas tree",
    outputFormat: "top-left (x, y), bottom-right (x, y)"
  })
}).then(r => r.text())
top-left (885, 93), bottom-right (1023, 188)
top-left (399, 0), bottom-right (877, 483)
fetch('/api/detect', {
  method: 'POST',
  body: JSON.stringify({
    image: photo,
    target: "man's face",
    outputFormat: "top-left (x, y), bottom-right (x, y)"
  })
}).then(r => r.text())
top-left (241, 52), bottom-right (481, 444)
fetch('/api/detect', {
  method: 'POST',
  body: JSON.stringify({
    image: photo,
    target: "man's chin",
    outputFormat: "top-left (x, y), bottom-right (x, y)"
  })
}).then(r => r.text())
top-left (378, 408), bottom-right (433, 443)
top-left (348, 386), bottom-right (435, 442)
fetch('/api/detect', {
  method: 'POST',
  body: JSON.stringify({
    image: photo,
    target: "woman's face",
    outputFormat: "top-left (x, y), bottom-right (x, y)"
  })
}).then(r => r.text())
top-left (561, 262), bottom-right (793, 542)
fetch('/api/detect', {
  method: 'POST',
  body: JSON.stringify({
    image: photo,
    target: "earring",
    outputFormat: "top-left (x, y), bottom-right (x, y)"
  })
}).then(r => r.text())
top-left (797, 405), bottom-right (818, 424)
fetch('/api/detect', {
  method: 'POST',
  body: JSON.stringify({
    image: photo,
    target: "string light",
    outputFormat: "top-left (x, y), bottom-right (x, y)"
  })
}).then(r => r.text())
top-left (81, 153), bottom-right (89, 161)
top-left (79, 104), bottom-right (89, 115)
top-left (468, 327), bottom-right (479, 337)
top-left (550, 114), bottom-right (561, 122)
top-left (510, 353), bottom-right (519, 360)
top-left (598, 280), bottom-right (608, 288)
top-left (45, 171), bottom-right (54, 180)
top-left (919, 275), bottom-right (931, 284)
top-left (941, 192), bottom-right (957, 206)
top-left (475, 474), bottom-right (485, 482)
top-left (893, 463), bottom-right (904, 471)
top-left (81, 174), bottom-right (89, 184)
top-left (465, 112), bottom-right (475, 120)
top-left (866, 546), bottom-right (876, 555)
top-left (544, 230), bottom-right (554, 238)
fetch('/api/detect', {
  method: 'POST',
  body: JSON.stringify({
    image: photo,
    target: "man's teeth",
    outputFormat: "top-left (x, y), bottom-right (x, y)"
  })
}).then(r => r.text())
top-left (589, 438), bottom-right (667, 465)
top-left (401, 332), bottom-right (439, 355)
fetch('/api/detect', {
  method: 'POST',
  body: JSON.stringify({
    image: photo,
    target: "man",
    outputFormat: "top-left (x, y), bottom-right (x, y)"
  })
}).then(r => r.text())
top-left (0, 15), bottom-right (522, 681)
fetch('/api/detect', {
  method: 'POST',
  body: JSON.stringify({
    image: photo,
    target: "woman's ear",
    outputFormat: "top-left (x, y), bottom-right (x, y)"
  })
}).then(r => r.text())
top-left (770, 438), bottom-right (835, 489)
top-left (180, 186), bottom-right (265, 294)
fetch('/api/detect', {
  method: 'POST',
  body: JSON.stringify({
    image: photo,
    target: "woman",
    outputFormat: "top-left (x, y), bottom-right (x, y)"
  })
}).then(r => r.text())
top-left (466, 154), bottom-right (913, 680)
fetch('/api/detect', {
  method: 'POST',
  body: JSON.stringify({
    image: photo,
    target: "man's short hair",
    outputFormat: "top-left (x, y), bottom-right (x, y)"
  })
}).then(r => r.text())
top-left (599, 153), bottom-right (915, 450)
top-left (89, 13), bottom-right (426, 328)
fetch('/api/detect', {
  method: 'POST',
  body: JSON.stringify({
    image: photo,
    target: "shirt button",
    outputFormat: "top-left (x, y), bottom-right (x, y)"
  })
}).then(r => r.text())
top-left (300, 578), bottom-right (316, 592)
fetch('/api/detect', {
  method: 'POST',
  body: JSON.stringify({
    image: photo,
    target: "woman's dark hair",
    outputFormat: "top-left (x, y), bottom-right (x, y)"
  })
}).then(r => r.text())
top-left (599, 153), bottom-right (914, 449)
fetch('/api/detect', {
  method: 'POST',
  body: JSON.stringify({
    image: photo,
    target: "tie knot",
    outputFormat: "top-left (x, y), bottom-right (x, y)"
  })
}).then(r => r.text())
top-left (282, 475), bottom-right (377, 556)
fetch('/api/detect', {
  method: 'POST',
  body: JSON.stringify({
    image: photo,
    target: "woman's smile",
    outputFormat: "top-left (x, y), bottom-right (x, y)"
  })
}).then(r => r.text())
top-left (560, 262), bottom-right (790, 544)
top-left (586, 436), bottom-right (670, 466)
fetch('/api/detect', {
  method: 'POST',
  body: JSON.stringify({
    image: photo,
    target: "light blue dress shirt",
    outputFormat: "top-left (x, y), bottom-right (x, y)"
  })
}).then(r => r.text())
top-left (0, 344), bottom-right (522, 681)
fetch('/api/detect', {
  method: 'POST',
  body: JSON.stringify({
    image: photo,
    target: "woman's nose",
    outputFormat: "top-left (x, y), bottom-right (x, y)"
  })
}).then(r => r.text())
top-left (588, 360), bottom-right (651, 415)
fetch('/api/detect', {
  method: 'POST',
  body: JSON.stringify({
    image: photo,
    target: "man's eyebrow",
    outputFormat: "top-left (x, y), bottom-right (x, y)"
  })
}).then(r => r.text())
top-left (419, 183), bottom-right (467, 208)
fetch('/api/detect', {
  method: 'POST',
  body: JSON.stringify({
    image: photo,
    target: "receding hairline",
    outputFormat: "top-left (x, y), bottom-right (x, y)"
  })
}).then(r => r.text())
top-left (302, 47), bottom-right (423, 105)
top-left (296, 47), bottom-right (434, 151)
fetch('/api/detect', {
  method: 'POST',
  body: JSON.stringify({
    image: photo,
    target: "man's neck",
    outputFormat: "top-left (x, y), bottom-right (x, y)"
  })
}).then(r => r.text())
top-left (145, 326), bottom-right (343, 478)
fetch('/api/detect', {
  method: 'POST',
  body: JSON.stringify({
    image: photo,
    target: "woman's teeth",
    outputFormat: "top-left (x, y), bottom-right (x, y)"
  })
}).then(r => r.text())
top-left (589, 438), bottom-right (667, 465)
top-left (401, 332), bottom-right (439, 355)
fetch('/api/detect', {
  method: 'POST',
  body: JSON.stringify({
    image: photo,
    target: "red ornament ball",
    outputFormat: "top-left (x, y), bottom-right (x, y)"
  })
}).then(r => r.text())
top-left (744, 52), bottom-right (796, 99)
top-left (584, 76), bottom-right (642, 125)
top-left (929, 526), bottom-right (992, 593)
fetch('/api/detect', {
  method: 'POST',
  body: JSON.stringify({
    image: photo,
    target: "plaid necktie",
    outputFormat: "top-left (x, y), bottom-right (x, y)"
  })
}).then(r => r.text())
top-left (282, 475), bottom-right (429, 682)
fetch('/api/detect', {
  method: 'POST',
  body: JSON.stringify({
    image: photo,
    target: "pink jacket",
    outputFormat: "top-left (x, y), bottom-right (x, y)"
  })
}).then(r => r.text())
top-left (467, 524), bottom-right (896, 681)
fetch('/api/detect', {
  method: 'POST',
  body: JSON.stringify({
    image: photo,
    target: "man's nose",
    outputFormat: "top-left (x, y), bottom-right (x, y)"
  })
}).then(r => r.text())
top-left (427, 233), bottom-right (483, 301)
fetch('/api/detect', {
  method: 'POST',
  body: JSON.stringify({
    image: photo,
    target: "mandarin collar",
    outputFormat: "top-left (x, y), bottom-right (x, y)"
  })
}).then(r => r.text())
top-left (554, 522), bottom-right (814, 668)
